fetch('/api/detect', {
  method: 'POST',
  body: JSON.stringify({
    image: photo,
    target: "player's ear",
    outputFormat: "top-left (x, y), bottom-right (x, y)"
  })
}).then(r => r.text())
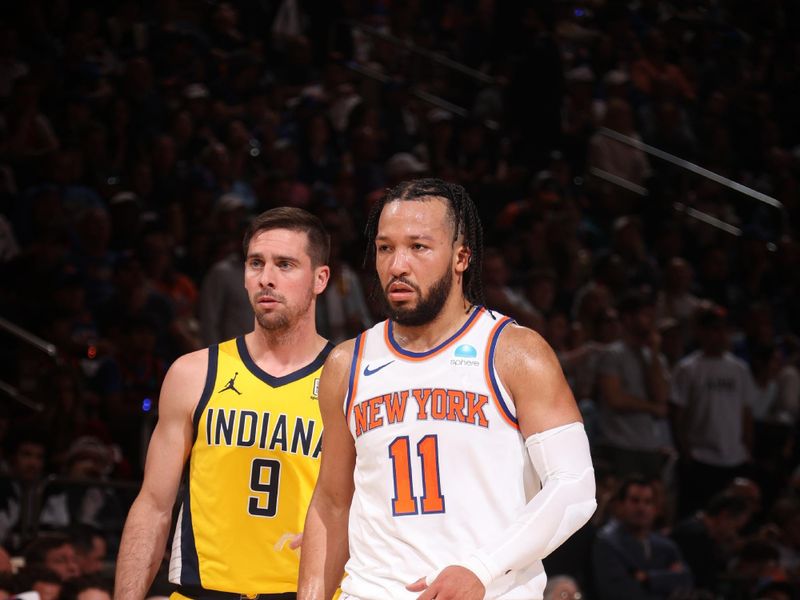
top-left (313, 265), bottom-right (330, 295)
top-left (455, 244), bottom-right (471, 274)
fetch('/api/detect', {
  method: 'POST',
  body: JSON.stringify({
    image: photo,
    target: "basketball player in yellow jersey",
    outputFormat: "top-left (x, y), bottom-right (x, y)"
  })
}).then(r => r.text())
top-left (115, 207), bottom-right (333, 600)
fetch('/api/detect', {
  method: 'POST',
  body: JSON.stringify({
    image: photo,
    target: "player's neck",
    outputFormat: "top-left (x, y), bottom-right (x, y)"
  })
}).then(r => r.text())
top-left (246, 313), bottom-right (326, 375)
top-left (391, 294), bottom-right (474, 353)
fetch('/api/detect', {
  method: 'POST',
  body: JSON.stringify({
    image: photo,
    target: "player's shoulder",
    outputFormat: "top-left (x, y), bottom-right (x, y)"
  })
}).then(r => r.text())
top-left (493, 321), bottom-right (564, 382)
top-left (159, 347), bottom-right (213, 415)
top-left (495, 321), bottom-right (552, 358)
top-left (317, 338), bottom-right (359, 402)
top-left (324, 338), bottom-right (358, 373)
top-left (170, 346), bottom-right (211, 372)
top-left (165, 347), bottom-right (212, 387)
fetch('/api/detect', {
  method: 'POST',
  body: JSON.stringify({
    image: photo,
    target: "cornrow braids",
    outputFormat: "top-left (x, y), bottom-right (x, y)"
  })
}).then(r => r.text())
top-left (363, 178), bottom-right (485, 308)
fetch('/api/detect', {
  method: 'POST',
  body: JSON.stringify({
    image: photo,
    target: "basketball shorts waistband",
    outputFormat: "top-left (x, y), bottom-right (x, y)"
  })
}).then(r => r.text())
top-left (173, 586), bottom-right (296, 600)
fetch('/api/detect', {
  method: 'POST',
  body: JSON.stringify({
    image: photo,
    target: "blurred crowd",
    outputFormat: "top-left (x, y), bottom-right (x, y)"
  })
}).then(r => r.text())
top-left (0, 1), bottom-right (799, 599)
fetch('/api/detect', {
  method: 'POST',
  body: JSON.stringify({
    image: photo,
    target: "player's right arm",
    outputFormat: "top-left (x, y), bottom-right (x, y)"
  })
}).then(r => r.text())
top-left (297, 340), bottom-right (357, 600)
top-left (114, 349), bottom-right (208, 600)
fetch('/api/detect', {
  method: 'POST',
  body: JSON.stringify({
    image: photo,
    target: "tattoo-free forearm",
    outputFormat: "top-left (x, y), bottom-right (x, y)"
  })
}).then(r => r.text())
top-left (297, 495), bottom-right (351, 600)
top-left (114, 497), bottom-right (172, 600)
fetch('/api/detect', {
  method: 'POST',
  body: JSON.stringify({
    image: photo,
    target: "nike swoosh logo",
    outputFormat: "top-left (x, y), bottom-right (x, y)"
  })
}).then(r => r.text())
top-left (363, 360), bottom-right (394, 376)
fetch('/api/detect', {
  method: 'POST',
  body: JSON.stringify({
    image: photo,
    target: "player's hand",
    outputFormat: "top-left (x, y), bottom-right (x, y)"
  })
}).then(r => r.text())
top-left (406, 565), bottom-right (485, 599)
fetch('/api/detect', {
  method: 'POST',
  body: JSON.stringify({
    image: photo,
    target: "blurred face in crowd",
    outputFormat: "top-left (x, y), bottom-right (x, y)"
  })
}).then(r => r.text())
top-left (594, 308), bottom-right (620, 344)
top-left (67, 453), bottom-right (108, 479)
top-left (713, 509), bottom-right (750, 543)
top-left (622, 305), bottom-right (655, 341)
top-left (700, 322), bottom-right (729, 355)
top-left (245, 229), bottom-right (328, 332)
top-left (665, 258), bottom-right (693, 293)
top-left (76, 535), bottom-right (107, 575)
top-left (375, 198), bottom-right (468, 327)
top-left (729, 478), bottom-right (762, 515)
top-left (618, 483), bottom-right (656, 536)
top-left (45, 543), bottom-right (80, 580)
top-left (11, 442), bottom-right (45, 482)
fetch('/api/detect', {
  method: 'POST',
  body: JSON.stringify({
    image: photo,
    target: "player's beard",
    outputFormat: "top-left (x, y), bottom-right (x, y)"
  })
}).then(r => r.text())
top-left (253, 288), bottom-right (314, 331)
top-left (380, 266), bottom-right (452, 327)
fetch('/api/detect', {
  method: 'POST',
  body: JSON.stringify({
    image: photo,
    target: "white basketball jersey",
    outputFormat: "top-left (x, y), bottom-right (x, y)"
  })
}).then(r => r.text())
top-left (341, 307), bottom-right (546, 599)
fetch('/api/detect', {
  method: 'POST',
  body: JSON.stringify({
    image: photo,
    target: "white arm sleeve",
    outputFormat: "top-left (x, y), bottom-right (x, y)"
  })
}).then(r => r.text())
top-left (433, 422), bottom-right (596, 587)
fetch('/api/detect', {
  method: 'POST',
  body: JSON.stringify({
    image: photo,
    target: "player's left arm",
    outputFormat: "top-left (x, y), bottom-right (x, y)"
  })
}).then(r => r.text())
top-left (409, 324), bottom-right (597, 599)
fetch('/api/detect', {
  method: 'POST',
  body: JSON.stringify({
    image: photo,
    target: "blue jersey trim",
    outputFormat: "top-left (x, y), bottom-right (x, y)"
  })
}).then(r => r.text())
top-left (344, 333), bottom-right (364, 417)
top-left (192, 344), bottom-right (219, 431)
top-left (488, 318), bottom-right (517, 425)
top-left (387, 305), bottom-right (482, 359)
top-left (236, 336), bottom-right (333, 387)
top-left (179, 466), bottom-right (201, 585)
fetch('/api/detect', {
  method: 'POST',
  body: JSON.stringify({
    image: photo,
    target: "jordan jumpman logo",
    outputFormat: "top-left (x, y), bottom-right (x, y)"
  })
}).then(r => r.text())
top-left (219, 372), bottom-right (242, 394)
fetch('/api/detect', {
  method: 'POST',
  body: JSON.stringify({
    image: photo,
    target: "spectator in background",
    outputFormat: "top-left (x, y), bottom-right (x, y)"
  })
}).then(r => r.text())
top-left (657, 317), bottom-right (685, 369)
top-left (10, 566), bottom-right (62, 600)
top-left (727, 478), bottom-right (764, 523)
top-left (655, 257), bottom-right (702, 330)
top-left (750, 344), bottom-right (795, 503)
top-left (595, 291), bottom-right (673, 480)
top-left (315, 214), bottom-right (372, 344)
top-left (22, 533), bottom-right (80, 581)
top-left (482, 246), bottom-right (543, 330)
top-left (69, 526), bottom-right (107, 577)
top-left (524, 268), bottom-right (557, 325)
top-left (735, 302), bottom-right (777, 365)
top-left (610, 216), bottom-right (658, 291)
top-left (588, 98), bottom-right (651, 188)
top-left (630, 31), bottom-right (695, 103)
top-left (0, 432), bottom-right (48, 550)
top-left (70, 206), bottom-right (117, 313)
top-left (60, 575), bottom-right (112, 600)
top-left (765, 497), bottom-right (800, 577)
top-left (198, 240), bottom-right (252, 346)
top-left (96, 252), bottom-right (175, 364)
top-left (750, 344), bottom-right (782, 423)
top-left (592, 476), bottom-right (692, 600)
top-left (3, 76), bottom-right (60, 169)
top-left (695, 247), bottom-right (738, 312)
top-left (723, 540), bottom-right (786, 600)
top-left (138, 228), bottom-right (201, 353)
top-left (671, 305), bottom-right (755, 517)
top-left (38, 437), bottom-right (124, 538)
top-left (775, 335), bottom-right (800, 425)
top-left (671, 492), bottom-right (751, 593)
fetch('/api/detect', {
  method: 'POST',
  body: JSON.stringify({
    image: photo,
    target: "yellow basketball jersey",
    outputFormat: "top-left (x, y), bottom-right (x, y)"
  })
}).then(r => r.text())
top-left (168, 336), bottom-right (332, 595)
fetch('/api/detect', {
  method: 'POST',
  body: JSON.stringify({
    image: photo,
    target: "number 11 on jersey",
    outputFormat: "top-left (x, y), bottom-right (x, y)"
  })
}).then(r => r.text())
top-left (389, 435), bottom-right (445, 516)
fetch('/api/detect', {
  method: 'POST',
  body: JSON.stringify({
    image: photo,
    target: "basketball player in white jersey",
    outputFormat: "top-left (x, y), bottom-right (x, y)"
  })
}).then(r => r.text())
top-left (298, 179), bottom-right (597, 600)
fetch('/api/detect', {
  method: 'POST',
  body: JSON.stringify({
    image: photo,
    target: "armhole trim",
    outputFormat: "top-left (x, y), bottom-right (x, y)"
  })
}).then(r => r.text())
top-left (192, 344), bottom-right (219, 432)
top-left (344, 333), bottom-right (366, 422)
top-left (484, 318), bottom-right (519, 429)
